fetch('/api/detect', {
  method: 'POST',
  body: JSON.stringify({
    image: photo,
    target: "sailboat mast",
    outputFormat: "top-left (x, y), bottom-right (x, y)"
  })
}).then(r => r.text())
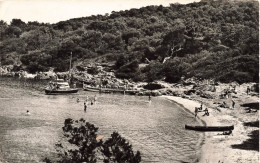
top-left (69, 52), bottom-right (72, 77)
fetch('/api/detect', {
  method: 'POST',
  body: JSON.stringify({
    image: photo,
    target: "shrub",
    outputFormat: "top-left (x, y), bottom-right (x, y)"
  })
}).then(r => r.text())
top-left (162, 58), bottom-right (191, 83)
top-left (143, 61), bottom-right (164, 83)
top-left (115, 54), bottom-right (129, 69)
top-left (218, 71), bottom-right (253, 84)
top-left (87, 66), bottom-right (99, 75)
top-left (143, 83), bottom-right (164, 90)
top-left (45, 118), bottom-right (141, 163)
top-left (115, 60), bottom-right (139, 79)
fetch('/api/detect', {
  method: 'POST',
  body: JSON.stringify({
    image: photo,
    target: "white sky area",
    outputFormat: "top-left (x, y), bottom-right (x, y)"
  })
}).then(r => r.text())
top-left (0, 0), bottom-right (200, 24)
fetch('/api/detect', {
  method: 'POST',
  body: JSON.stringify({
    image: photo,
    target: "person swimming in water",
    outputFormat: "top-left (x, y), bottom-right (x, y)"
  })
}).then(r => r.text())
top-left (84, 102), bottom-right (87, 112)
top-left (26, 110), bottom-right (30, 115)
top-left (86, 96), bottom-right (89, 105)
top-left (94, 95), bottom-right (97, 104)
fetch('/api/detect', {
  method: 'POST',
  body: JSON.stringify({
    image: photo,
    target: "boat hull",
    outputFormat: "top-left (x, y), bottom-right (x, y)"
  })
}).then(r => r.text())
top-left (83, 86), bottom-right (139, 94)
top-left (83, 87), bottom-right (101, 92)
top-left (45, 89), bottom-right (78, 94)
top-left (185, 125), bottom-right (234, 132)
top-left (83, 86), bottom-right (114, 93)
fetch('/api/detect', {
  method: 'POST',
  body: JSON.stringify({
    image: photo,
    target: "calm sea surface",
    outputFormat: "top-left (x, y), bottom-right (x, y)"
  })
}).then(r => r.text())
top-left (0, 86), bottom-right (203, 163)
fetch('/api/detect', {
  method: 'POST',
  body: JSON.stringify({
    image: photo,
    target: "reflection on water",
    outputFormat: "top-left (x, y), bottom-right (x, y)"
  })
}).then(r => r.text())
top-left (0, 89), bottom-right (202, 162)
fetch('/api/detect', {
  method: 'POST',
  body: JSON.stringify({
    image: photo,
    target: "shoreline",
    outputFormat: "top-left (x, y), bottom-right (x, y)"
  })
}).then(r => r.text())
top-left (163, 96), bottom-right (206, 163)
top-left (0, 78), bottom-right (258, 162)
top-left (163, 93), bottom-right (259, 163)
top-left (164, 95), bottom-right (206, 163)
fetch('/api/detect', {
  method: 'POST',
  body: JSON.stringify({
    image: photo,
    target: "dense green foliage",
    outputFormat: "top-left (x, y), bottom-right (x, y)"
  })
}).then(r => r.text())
top-left (45, 118), bottom-right (141, 163)
top-left (0, 0), bottom-right (258, 83)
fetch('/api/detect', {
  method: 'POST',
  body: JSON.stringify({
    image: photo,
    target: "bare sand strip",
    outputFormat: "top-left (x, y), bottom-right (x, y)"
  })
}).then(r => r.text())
top-left (163, 95), bottom-right (259, 163)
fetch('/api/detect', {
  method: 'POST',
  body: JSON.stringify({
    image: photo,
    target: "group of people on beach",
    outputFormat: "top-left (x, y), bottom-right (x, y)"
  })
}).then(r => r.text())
top-left (195, 100), bottom-right (236, 118)
top-left (194, 103), bottom-right (209, 117)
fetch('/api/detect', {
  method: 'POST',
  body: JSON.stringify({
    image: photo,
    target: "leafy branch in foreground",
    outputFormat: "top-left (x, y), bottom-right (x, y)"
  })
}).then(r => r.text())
top-left (102, 132), bottom-right (141, 163)
top-left (44, 118), bottom-right (141, 163)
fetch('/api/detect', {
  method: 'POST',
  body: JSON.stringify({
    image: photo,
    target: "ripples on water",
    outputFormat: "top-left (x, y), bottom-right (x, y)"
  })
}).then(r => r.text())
top-left (0, 89), bottom-right (202, 163)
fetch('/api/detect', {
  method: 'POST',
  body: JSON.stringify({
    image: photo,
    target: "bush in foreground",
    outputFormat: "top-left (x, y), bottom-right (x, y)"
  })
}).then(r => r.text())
top-left (44, 118), bottom-right (141, 163)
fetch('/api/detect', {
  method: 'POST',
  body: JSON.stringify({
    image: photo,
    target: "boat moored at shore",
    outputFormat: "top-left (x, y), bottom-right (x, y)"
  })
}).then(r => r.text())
top-left (45, 80), bottom-right (78, 94)
top-left (83, 84), bottom-right (140, 95)
top-left (185, 124), bottom-right (234, 132)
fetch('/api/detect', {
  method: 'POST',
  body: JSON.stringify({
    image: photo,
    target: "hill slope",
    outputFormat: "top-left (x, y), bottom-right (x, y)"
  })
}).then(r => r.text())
top-left (0, 0), bottom-right (258, 83)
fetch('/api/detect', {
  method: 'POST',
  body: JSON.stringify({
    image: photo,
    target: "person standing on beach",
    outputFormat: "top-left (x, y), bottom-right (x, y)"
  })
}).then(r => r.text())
top-left (246, 86), bottom-right (250, 95)
top-left (232, 99), bottom-right (235, 109)
top-left (200, 103), bottom-right (203, 110)
top-left (194, 107), bottom-right (198, 117)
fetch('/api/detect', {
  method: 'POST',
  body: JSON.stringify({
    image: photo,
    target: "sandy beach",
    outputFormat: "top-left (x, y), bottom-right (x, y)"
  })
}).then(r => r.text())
top-left (164, 83), bottom-right (259, 163)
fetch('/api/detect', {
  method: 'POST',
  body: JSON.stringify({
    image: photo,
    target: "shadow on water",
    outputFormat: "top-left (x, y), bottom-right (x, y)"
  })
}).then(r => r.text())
top-left (240, 102), bottom-right (259, 110)
top-left (0, 116), bottom-right (46, 135)
top-left (231, 130), bottom-right (259, 151)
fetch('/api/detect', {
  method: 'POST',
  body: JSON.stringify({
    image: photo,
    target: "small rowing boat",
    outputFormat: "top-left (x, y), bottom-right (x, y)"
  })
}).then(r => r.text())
top-left (83, 84), bottom-right (140, 95)
top-left (185, 125), bottom-right (234, 132)
top-left (83, 86), bottom-right (112, 93)
top-left (83, 86), bottom-right (100, 92)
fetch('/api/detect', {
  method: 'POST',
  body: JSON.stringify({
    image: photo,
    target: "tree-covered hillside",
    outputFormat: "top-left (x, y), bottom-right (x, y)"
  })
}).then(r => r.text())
top-left (0, 0), bottom-right (258, 83)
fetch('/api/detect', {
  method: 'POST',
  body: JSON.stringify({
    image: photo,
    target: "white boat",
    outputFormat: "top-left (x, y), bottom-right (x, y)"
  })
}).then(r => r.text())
top-left (45, 80), bottom-right (78, 94)
top-left (45, 52), bottom-right (78, 94)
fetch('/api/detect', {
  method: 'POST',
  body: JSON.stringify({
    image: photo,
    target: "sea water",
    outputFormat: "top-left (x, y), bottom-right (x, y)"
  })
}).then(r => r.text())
top-left (0, 87), bottom-right (202, 163)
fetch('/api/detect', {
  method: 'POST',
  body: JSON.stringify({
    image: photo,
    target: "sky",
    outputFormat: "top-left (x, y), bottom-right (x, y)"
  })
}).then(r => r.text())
top-left (0, 0), bottom-right (200, 24)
